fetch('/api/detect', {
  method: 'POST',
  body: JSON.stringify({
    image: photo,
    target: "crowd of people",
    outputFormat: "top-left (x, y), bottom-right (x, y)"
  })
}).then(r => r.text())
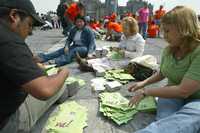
top-left (1, 0), bottom-right (200, 133)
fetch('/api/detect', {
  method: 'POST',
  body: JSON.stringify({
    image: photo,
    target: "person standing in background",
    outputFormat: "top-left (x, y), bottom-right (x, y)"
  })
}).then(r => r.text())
top-left (154, 5), bottom-right (166, 37)
top-left (137, 2), bottom-right (149, 39)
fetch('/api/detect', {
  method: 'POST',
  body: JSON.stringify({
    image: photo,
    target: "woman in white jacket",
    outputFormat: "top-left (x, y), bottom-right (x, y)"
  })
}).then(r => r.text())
top-left (119, 16), bottom-right (145, 59)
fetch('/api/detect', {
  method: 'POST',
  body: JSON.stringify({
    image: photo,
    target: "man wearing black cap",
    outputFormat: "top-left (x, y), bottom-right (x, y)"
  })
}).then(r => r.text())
top-left (0, 0), bottom-right (70, 132)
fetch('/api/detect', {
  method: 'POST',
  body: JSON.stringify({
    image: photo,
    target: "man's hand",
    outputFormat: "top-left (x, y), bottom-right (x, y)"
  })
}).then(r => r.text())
top-left (37, 63), bottom-right (46, 70)
top-left (58, 67), bottom-right (70, 77)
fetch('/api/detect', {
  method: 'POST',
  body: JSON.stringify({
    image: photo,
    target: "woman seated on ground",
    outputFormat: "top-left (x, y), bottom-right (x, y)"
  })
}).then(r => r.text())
top-left (129, 6), bottom-right (200, 133)
top-left (77, 17), bottom-right (145, 72)
top-left (113, 16), bottom-right (145, 59)
top-left (36, 15), bottom-right (96, 66)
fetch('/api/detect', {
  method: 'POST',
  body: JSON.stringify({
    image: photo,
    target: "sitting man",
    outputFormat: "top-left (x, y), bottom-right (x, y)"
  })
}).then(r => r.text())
top-left (0, 0), bottom-right (70, 132)
top-left (37, 15), bottom-right (96, 66)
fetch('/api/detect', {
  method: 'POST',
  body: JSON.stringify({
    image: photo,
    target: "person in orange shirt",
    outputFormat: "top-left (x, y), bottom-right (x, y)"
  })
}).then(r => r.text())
top-left (148, 21), bottom-right (159, 38)
top-left (63, 2), bottom-right (85, 36)
top-left (154, 5), bottom-right (166, 37)
top-left (105, 21), bottom-right (122, 41)
top-left (109, 12), bottom-right (117, 22)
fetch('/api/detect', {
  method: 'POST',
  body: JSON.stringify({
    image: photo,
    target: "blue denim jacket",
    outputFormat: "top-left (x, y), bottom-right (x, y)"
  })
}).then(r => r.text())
top-left (65, 26), bottom-right (96, 54)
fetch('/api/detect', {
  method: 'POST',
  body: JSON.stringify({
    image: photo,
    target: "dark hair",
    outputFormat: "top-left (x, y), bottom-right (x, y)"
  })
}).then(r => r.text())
top-left (75, 15), bottom-right (86, 23)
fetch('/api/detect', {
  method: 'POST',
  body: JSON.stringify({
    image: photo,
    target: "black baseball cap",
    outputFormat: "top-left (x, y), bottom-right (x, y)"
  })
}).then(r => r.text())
top-left (0, 0), bottom-right (44, 24)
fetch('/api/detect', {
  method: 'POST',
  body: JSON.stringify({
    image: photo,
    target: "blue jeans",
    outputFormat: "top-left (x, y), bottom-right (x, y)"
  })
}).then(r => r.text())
top-left (139, 22), bottom-right (148, 39)
top-left (135, 98), bottom-right (200, 133)
top-left (39, 46), bottom-right (88, 66)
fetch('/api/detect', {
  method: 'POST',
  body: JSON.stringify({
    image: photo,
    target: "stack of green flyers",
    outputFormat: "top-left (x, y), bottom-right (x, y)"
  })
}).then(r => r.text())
top-left (107, 51), bottom-right (124, 61)
top-left (99, 92), bottom-right (137, 125)
top-left (65, 77), bottom-right (86, 87)
top-left (99, 92), bottom-right (157, 125)
top-left (45, 65), bottom-right (58, 76)
top-left (104, 69), bottom-right (135, 84)
top-left (136, 96), bottom-right (157, 112)
top-left (45, 66), bottom-right (86, 87)
top-left (46, 101), bottom-right (88, 133)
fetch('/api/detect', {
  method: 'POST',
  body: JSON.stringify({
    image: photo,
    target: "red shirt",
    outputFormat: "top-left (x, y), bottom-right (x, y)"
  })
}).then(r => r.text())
top-left (64, 3), bottom-right (80, 22)
top-left (148, 24), bottom-right (159, 37)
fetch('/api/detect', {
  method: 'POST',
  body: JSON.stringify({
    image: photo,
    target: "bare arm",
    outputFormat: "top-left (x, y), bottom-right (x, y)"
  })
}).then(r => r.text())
top-left (129, 71), bottom-right (165, 92)
top-left (145, 78), bottom-right (200, 98)
top-left (22, 68), bottom-right (69, 100)
top-left (129, 77), bottom-right (200, 106)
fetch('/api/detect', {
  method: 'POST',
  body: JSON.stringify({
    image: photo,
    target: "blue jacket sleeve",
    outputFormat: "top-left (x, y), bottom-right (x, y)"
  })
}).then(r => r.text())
top-left (87, 28), bottom-right (96, 53)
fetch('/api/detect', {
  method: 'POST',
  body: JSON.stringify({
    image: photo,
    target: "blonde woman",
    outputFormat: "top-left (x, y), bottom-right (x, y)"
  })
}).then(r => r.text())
top-left (129, 6), bottom-right (200, 133)
top-left (118, 17), bottom-right (145, 59)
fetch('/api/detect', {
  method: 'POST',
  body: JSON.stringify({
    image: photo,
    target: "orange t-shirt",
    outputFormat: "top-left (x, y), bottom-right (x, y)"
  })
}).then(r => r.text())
top-left (109, 13), bottom-right (117, 22)
top-left (155, 9), bottom-right (166, 20)
top-left (108, 22), bottom-right (122, 33)
top-left (96, 22), bottom-right (101, 28)
top-left (89, 23), bottom-right (98, 30)
top-left (64, 3), bottom-right (80, 22)
top-left (148, 24), bottom-right (159, 37)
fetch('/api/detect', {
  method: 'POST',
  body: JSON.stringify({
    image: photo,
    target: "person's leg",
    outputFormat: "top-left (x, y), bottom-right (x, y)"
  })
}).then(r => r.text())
top-left (0, 86), bottom-right (66, 133)
top-left (54, 46), bottom-right (88, 66)
top-left (142, 22), bottom-right (148, 39)
top-left (156, 98), bottom-right (184, 120)
top-left (21, 85), bottom-right (66, 132)
top-left (38, 47), bottom-right (65, 62)
top-left (135, 100), bottom-right (200, 133)
top-left (0, 111), bottom-right (19, 133)
top-left (138, 22), bottom-right (143, 35)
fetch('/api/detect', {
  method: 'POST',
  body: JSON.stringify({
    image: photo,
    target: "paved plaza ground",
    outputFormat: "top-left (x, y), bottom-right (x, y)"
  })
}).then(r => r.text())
top-left (26, 28), bottom-right (168, 133)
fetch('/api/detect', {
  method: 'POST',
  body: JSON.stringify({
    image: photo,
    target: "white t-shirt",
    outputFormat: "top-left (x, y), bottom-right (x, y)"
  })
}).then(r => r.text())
top-left (119, 33), bottom-right (145, 59)
top-left (73, 30), bottom-right (83, 46)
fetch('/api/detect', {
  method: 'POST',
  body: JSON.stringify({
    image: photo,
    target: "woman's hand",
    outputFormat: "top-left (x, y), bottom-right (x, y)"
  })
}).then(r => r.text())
top-left (64, 47), bottom-right (68, 54)
top-left (118, 49), bottom-right (125, 57)
top-left (128, 81), bottom-right (146, 92)
top-left (128, 89), bottom-right (145, 107)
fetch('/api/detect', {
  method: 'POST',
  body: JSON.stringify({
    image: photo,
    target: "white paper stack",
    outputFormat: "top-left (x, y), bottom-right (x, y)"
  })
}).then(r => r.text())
top-left (93, 65), bottom-right (106, 77)
top-left (91, 78), bottom-right (106, 92)
top-left (105, 81), bottom-right (122, 92)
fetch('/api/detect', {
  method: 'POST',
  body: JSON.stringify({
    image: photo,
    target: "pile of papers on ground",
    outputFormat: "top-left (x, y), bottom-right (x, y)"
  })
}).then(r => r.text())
top-left (91, 78), bottom-right (107, 92)
top-left (99, 92), bottom-right (156, 125)
top-left (46, 101), bottom-right (88, 133)
top-left (45, 66), bottom-right (86, 86)
top-left (91, 78), bottom-right (122, 92)
top-left (104, 69), bottom-right (135, 84)
top-left (107, 51), bottom-right (124, 61)
top-left (65, 77), bottom-right (86, 87)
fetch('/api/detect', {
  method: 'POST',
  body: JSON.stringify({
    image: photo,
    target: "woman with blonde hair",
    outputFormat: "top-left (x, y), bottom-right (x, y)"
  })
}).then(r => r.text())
top-left (129, 6), bottom-right (200, 133)
top-left (117, 16), bottom-right (145, 58)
